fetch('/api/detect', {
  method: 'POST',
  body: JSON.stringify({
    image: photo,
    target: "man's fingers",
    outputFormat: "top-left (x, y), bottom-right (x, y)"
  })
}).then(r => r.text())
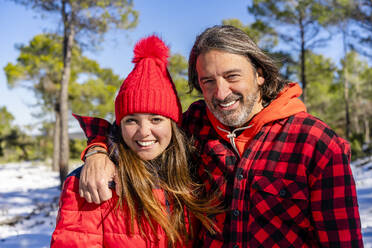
top-left (78, 153), bottom-right (116, 204)
top-left (97, 185), bottom-right (112, 202)
top-left (95, 178), bottom-right (112, 202)
top-left (79, 163), bottom-right (89, 198)
top-left (85, 181), bottom-right (101, 204)
top-left (84, 191), bottom-right (93, 203)
top-left (79, 188), bottom-right (84, 198)
top-left (79, 178), bottom-right (85, 198)
top-left (91, 191), bottom-right (101, 204)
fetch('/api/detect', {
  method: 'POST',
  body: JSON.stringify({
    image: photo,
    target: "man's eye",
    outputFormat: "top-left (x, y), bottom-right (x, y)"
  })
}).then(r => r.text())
top-left (227, 74), bottom-right (239, 80)
top-left (201, 79), bottom-right (214, 84)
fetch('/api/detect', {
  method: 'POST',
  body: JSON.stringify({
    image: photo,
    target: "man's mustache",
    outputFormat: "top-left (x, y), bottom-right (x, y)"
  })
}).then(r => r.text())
top-left (212, 93), bottom-right (242, 107)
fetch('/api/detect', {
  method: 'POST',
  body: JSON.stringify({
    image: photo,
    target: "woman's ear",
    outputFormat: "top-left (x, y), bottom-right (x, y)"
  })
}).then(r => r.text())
top-left (256, 68), bottom-right (265, 86)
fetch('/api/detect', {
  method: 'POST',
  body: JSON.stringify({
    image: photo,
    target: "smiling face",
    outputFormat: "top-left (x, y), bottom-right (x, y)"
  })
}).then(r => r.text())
top-left (196, 50), bottom-right (265, 127)
top-left (120, 113), bottom-right (172, 161)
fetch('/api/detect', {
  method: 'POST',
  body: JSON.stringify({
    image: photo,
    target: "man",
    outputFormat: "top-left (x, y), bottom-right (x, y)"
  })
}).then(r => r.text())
top-left (77, 25), bottom-right (363, 247)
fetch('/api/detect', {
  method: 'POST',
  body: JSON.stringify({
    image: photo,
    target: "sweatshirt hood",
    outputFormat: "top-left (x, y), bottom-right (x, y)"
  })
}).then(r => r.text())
top-left (207, 82), bottom-right (306, 156)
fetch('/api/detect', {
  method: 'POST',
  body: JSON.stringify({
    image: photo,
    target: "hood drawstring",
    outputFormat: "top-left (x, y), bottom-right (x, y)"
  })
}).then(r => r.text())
top-left (217, 125), bottom-right (253, 158)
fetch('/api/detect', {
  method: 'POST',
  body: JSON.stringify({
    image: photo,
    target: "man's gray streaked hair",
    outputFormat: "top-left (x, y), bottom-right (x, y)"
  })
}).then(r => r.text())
top-left (188, 25), bottom-right (288, 106)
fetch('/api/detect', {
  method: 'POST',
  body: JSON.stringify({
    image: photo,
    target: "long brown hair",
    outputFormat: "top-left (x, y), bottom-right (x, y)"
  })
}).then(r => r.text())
top-left (188, 25), bottom-right (288, 106)
top-left (108, 121), bottom-right (219, 246)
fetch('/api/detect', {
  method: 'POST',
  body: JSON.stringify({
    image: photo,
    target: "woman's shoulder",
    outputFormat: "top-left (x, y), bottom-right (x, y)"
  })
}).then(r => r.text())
top-left (59, 165), bottom-right (102, 211)
top-left (61, 166), bottom-right (82, 198)
top-left (52, 166), bottom-right (104, 247)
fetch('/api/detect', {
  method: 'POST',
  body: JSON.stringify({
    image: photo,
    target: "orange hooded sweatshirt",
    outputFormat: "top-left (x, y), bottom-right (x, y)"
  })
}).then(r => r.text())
top-left (206, 83), bottom-right (307, 157)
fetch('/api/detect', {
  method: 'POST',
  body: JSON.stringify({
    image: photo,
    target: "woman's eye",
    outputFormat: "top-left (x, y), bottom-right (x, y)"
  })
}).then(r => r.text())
top-left (151, 117), bottom-right (163, 123)
top-left (124, 118), bottom-right (136, 124)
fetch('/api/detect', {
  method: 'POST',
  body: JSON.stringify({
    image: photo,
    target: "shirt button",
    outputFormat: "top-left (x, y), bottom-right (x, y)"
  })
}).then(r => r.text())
top-left (238, 173), bottom-right (244, 180)
top-left (279, 189), bottom-right (287, 197)
top-left (232, 209), bottom-right (240, 217)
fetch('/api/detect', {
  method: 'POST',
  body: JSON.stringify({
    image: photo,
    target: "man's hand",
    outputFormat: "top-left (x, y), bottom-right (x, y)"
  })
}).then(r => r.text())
top-left (79, 150), bottom-right (116, 204)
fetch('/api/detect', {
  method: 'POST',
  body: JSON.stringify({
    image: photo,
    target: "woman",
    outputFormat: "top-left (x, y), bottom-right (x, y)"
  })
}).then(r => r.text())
top-left (51, 35), bottom-right (217, 247)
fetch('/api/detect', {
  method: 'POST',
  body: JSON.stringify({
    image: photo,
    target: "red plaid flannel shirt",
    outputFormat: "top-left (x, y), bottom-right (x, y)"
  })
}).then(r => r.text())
top-left (183, 100), bottom-right (363, 248)
top-left (80, 100), bottom-right (363, 247)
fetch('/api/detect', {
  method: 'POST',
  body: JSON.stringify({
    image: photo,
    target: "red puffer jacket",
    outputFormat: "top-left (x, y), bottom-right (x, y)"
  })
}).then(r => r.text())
top-left (51, 166), bottom-right (195, 247)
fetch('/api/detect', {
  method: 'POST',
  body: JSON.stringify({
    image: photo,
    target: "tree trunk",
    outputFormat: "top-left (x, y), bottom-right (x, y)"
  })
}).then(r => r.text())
top-left (353, 115), bottom-right (361, 134)
top-left (19, 145), bottom-right (29, 161)
top-left (59, 0), bottom-right (75, 186)
top-left (363, 115), bottom-right (370, 145)
top-left (52, 104), bottom-right (60, 172)
top-left (299, 14), bottom-right (306, 104)
top-left (342, 27), bottom-right (351, 140)
top-left (353, 76), bottom-right (362, 135)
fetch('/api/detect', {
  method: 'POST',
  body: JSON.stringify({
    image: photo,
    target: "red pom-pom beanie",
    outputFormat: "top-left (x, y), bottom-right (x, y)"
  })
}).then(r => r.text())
top-left (115, 35), bottom-right (182, 125)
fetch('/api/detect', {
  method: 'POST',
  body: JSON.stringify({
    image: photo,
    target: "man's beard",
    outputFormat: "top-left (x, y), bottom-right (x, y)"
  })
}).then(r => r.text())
top-left (206, 91), bottom-right (259, 128)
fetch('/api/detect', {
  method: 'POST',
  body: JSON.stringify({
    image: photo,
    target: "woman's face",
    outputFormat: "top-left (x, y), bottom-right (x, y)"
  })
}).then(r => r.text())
top-left (120, 113), bottom-right (172, 161)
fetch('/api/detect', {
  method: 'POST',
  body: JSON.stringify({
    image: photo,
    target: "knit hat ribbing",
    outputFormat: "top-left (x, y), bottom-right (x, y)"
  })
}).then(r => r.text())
top-left (115, 35), bottom-right (182, 125)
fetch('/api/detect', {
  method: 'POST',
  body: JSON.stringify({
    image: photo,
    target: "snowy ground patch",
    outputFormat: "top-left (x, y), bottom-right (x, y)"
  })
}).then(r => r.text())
top-left (0, 159), bottom-right (371, 247)
top-left (0, 162), bottom-right (60, 248)
top-left (351, 156), bottom-right (372, 247)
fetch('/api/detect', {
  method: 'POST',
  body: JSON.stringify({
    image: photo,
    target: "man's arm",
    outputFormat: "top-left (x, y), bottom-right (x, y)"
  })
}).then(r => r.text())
top-left (73, 114), bottom-right (116, 204)
top-left (80, 146), bottom-right (115, 203)
top-left (309, 136), bottom-right (363, 247)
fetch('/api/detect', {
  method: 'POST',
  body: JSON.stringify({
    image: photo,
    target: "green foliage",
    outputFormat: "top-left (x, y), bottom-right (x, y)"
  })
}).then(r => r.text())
top-left (70, 138), bottom-right (86, 160)
top-left (4, 33), bottom-right (121, 120)
top-left (299, 50), bottom-right (372, 160)
top-left (349, 133), bottom-right (365, 159)
top-left (10, 0), bottom-right (139, 183)
top-left (287, 48), bottom-right (372, 160)
top-left (68, 57), bottom-right (121, 121)
top-left (34, 121), bottom-right (57, 160)
top-left (316, 0), bottom-right (356, 26)
top-left (248, 0), bottom-right (332, 103)
top-left (249, 0), bottom-right (328, 27)
top-left (168, 54), bottom-right (202, 111)
top-left (0, 107), bottom-right (42, 162)
top-left (349, 1), bottom-right (372, 58)
top-left (0, 107), bottom-right (14, 137)
top-left (0, 130), bottom-right (36, 162)
top-left (0, 107), bottom-right (14, 158)
top-left (3, 34), bottom-right (122, 164)
top-left (222, 18), bottom-right (278, 50)
top-left (4, 34), bottom-right (63, 112)
top-left (341, 51), bottom-right (372, 103)
top-left (221, 18), bottom-right (295, 83)
top-left (299, 51), bottom-right (343, 129)
top-left (339, 51), bottom-right (372, 152)
top-left (11, 0), bottom-right (139, 48)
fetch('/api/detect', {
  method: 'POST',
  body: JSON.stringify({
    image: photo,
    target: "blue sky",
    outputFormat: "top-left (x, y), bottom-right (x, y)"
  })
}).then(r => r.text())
top-left (0, 0), bottom-right (343, 133)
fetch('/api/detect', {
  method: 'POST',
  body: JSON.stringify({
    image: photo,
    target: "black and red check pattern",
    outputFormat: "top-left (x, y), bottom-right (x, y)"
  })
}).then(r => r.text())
top-left (182, 100), bottom-right (363, 248)
top-left (73, 113), bottom-right (110, 145)
top-left (81, 100), bottom-right (363, 247)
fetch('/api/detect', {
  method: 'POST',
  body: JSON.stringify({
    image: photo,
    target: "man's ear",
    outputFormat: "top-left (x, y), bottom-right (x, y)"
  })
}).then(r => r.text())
top-left (256, 68), bottom-right (265, 86)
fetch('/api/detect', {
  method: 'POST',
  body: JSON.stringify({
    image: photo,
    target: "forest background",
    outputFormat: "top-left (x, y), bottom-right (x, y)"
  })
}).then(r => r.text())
top-left (0, 0), bottom-right (371, 186)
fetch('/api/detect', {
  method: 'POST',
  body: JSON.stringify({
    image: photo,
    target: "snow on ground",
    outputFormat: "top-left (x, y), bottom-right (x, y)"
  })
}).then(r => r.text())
top-left (351, 156), bottom-right (372, 247)
top-left (0, 161), bottom-right (80, 248)
top-left (0, 158), bottom-right (371, 247)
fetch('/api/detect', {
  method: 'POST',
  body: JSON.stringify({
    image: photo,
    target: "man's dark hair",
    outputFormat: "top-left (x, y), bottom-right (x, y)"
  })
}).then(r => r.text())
top-left (188, 25), bottom-right (288, 106)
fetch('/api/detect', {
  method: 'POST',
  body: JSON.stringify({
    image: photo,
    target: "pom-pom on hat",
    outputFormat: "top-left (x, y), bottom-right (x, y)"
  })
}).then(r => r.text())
top-left (115, 35), bottom-right (182, 125)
